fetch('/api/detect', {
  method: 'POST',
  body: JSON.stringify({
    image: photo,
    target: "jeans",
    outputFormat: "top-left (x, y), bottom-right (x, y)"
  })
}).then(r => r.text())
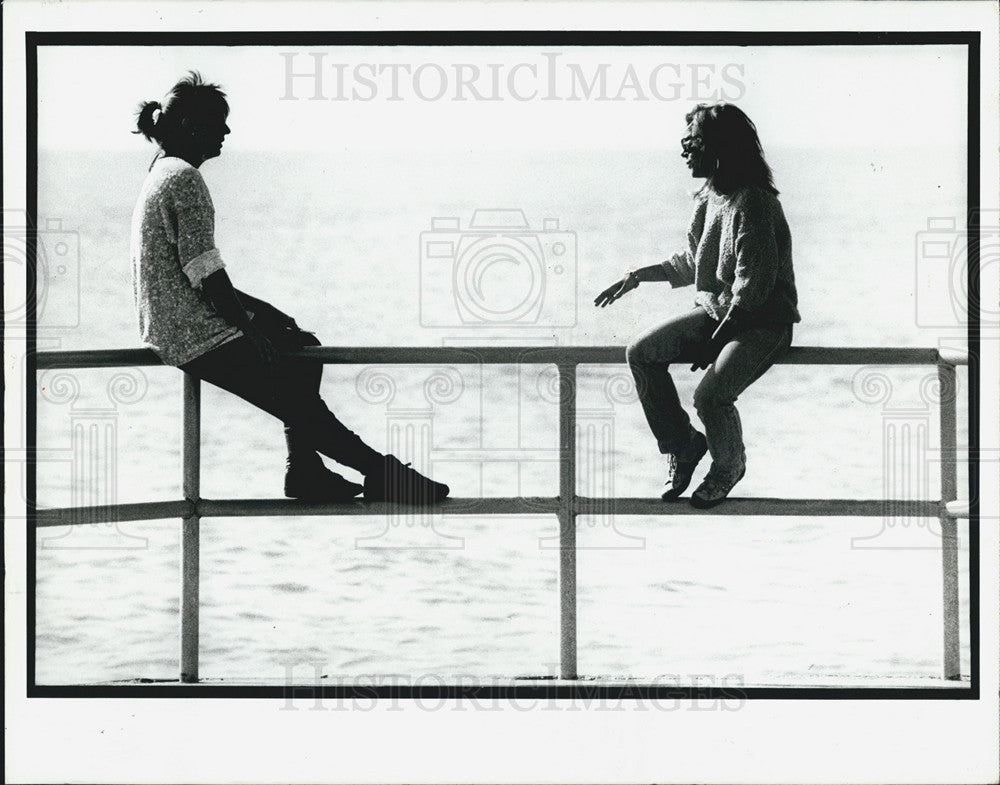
top-left (180, 322), bottom-right (382, 475)
top-left (626, 307), bottom-right (792, 478)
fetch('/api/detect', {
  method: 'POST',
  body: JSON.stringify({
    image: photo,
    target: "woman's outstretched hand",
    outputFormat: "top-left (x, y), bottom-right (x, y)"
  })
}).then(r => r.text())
top-left (594, 272), bottom-right (639, 307)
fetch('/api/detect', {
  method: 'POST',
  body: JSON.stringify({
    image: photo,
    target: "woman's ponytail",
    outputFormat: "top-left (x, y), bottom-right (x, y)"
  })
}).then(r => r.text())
top-left (134, 100), bottom-right (163, 142)
top-left (133, 73), bottom-right (228, 150)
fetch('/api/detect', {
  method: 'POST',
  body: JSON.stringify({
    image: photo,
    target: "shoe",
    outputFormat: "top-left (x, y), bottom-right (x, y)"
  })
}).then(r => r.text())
top-left (690, 464), bottom-right (746, 509)
top-left (284, 463), bottom-right (363, 502)
top-left (661, 431), bottom-right (708, 501)
top-left (363, 455), bottom-right (449, 505)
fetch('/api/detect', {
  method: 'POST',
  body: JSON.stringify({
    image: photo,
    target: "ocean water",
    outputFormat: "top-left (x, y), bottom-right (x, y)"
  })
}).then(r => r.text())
top-left (32, 145), bottom-right (971, 683)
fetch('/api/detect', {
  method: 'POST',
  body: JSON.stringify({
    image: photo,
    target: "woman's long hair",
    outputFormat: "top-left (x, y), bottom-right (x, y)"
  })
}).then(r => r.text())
top-left (687, 103), bottom-right (778, 196)
top-left (133, 71), bottom-right (228, 148)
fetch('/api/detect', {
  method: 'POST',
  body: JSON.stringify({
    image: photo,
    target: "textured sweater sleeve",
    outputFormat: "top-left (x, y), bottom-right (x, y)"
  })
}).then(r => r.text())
top-left (661, 251), bottom-right (695, 287)
top-left (660, 197), bottom-right (706, 288)
top-left (167, 168), bottom-right (226, 289)
top-left (730, 190), bottom-right (779, 313)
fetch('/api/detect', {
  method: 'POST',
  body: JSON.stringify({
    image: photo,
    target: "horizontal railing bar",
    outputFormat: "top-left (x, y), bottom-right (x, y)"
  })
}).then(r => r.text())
top-left (36, 348), bottom-right (162, 368)
top-left (577, 497), bottom-right (941, 517)
top-left (296, 346), bottom-right (947, 366)
top-left (34, 345), bottom-right (957, 369)
top-left (34, 497), bottom-right (945, 526)
top-left (197, 497), bottom-right (561, 517)
top-left (945, 500), bottom-right (970, 519)
top-left (34, 500), bottom-right (194, 527)
top-left (938, 348), bottom-right (969, 366)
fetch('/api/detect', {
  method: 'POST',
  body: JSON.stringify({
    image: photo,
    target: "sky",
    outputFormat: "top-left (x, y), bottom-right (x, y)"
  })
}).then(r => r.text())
top-left (37, 43), bottom-right (968, 151)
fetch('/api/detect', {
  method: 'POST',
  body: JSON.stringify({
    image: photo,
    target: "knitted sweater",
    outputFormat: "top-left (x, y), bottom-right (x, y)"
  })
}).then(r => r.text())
top-left (661, 185), bottom-right (800, 324)
top-left (130, 157), bottom-right (242, 365)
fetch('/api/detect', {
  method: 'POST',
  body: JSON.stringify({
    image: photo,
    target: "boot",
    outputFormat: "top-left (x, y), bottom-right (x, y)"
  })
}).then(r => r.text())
top-left (661, 430), bottom-right (708, 501)
top-left (363, 455), bottom-right (449, 505)
top-left (283, 426), bottom-right (362, 501)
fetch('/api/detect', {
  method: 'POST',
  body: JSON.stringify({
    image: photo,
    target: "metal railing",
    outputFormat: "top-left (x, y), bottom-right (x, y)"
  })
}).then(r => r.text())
top-left (34, 345), bottom-right (970, 684)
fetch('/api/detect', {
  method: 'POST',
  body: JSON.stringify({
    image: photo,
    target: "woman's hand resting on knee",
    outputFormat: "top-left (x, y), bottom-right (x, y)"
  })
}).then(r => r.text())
top-left (202, 271), bottom-right (281, 370)
top-left (245, 324), bottom-right (281, 370)
top-left (689, 305), bottom-right (748, 371)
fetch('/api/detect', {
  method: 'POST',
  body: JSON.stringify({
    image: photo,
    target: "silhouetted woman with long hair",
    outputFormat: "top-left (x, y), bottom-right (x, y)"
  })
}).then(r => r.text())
top-left (131, 72), bottom-right (448, 504)
top-left (595, 103), bottom-right (800, 508)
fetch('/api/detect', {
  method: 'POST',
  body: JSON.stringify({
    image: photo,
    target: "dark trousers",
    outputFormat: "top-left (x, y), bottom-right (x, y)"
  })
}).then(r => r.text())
top-left (180, 323), bottom-right (381, 475)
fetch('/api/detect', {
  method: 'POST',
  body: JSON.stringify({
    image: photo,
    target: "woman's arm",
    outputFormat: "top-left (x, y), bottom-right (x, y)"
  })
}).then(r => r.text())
top-left (166, 170), bottom-right (281, 369)
top-left (730, 192), bottom-right (780, 314)
top-left (659, 252), bottom-right (696, 288)
top-left (594, 264), bottom-right (671, 307)
top-left (231, 288), bottom-right (297, 328)
top-left (595, 198), bottom-right (704, 307)
top-left (202, 270), bottom-right (280, 369)
top-left (634, 264), bottom-right (670, 283)
top-left (202, 270), bottom-right (254, 330)
top-left (661, 197), bottom-right (707, 289)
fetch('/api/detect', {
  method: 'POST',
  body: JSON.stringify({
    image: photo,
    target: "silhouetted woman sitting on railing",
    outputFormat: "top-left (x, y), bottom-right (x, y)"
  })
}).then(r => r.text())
top-left (595, 103), bottom-right (800, 508)
top-left (131, 72), bottom-right (448, 504)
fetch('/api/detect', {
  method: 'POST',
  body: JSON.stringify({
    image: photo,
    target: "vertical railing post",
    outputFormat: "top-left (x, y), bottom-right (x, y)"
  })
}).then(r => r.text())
top-left (938, 359), bottom-right (960, 680)
top-left (557, 362), bottom-right (578, 680)
top-left (181, 373), bottom-right (201, 683)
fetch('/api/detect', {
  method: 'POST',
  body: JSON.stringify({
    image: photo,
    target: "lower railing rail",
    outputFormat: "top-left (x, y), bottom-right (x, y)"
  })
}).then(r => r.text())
top-left (33, 345), bottom-right (970, 684)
